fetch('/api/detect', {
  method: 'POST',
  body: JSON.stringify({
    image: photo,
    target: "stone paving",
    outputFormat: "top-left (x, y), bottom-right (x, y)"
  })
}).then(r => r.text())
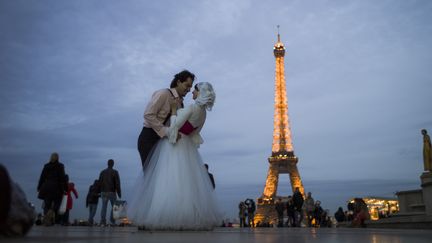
top-left (3, 226), bottom-right (432, 243)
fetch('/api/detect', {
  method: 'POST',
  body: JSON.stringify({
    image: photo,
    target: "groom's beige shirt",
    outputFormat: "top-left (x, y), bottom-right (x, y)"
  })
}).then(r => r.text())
top-left (143, 88), bottom-right (181, 138)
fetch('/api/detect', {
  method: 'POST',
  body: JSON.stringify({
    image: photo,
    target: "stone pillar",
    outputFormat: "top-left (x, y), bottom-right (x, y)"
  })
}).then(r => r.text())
top-left (420, 172), bottom-right (432, 215)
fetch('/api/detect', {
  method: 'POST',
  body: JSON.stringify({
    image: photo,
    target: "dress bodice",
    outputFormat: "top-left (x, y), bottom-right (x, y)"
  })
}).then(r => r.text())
top-left (168, 103), bottom-right (206, 145)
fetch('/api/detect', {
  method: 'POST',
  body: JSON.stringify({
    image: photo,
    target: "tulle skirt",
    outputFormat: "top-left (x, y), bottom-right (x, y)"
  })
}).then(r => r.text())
top-left (128, 136), bottom-right (221, 230)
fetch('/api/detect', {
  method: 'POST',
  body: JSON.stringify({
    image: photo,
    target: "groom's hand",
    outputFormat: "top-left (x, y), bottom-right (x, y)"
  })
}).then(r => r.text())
top-left (177, 133), bottom-right (182, 142)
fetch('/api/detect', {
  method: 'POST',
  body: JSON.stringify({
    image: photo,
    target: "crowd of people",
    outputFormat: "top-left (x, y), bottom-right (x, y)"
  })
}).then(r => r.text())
top-left (35, 154), bottom-right (122, 227)
top-left (235, 188), bottom-right (333, 228)
top-left (236, 189), bottom-right (373, 228)
top-left (334, 198), bottom-right (370, 227)
top-left (1, 149), bottom-right (221, 235)
top-left (238, 198), bottom-right (256, 227)
top-left (272, 188), bottom-right (332, 228)
top-left (1, 152), bottom-right (221, 236)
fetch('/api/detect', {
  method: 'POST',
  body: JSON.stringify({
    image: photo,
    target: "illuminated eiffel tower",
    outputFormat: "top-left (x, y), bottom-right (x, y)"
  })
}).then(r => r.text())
top-left (254, 28), bottom-right (305, 224)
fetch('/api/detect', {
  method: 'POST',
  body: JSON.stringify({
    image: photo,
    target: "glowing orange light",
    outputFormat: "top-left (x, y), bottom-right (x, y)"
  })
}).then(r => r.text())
top-left (271, 40), bottom-right (293, 153)
top-left (256, 32), bottom-right (305, 226)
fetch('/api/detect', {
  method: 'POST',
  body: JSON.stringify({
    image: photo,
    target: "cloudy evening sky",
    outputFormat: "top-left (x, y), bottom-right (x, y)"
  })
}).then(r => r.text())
top-left (1, 0), bottom-right (431, 219)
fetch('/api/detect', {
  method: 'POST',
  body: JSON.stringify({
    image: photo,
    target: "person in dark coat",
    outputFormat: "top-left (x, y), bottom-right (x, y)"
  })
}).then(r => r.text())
top-left (37, 153), bottom-right (67, 224)
top-left (275, 198), bottom-right (285, 227)
top-left (292, 187), bottom-right (304, 227)
top-left (313, 200), bottom-right (323, 227)
top-left (244, 199), bottom-right (256, 227)
top-left (334, 207), bottom-right (346, 223)
top-left (86, 180), bottom-right (101, 225)
top-left (347, 201), bottom-right (354, 221)
top-left (99, 159), bottom-right (121, 226)
top-left (286, 196), bottom-right (296, 227)
top-left (204, 164), bottom-right (215, 189)
top-left (238, 201), bottom-right (246, 227)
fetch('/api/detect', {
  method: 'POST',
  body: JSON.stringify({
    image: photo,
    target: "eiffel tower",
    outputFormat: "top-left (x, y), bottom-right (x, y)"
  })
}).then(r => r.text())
top-left (254, 28), bottom-right (305, 225)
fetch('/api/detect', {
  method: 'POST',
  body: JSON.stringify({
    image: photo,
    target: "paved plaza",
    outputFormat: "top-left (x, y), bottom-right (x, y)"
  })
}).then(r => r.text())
top-left (3, 226), bottom-right (432, 243)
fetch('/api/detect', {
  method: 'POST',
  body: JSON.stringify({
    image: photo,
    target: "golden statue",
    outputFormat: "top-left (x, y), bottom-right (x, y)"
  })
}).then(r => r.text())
top-left (422, 129), bottom-right (432, 172)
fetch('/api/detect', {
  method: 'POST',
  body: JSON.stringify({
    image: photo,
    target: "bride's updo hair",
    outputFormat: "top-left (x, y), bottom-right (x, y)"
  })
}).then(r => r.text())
top-left (195, 82), bottom-right (216, 111)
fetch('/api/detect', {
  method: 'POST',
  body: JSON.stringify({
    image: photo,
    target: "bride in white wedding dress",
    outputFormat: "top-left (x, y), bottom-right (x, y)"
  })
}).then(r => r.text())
top-left (128, 82), bottom-right (221, 230)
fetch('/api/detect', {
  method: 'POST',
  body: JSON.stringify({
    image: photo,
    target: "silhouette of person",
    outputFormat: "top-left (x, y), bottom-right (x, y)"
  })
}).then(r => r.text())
top-left (37, 152), bottom-right (67, 224)
top-left (204, 164), bottom-right (215, 189)
top-left (99, 159), bottom-right (121, 226)
top-left (86, 179), bottom-right (101, 225)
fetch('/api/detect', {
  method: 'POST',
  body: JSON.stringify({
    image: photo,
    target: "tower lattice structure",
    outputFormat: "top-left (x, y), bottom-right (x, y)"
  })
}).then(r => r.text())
top-left (255, 30), bottom-right (304, 224)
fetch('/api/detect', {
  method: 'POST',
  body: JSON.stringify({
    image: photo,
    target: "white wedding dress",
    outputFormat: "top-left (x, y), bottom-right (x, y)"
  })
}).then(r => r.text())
top-left (128, 103), bottom-right (221, 230)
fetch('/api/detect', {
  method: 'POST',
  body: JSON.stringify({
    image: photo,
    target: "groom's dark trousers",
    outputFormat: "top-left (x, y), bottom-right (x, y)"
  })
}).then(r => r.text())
top-left (138, 127), bottom-right (160, 169)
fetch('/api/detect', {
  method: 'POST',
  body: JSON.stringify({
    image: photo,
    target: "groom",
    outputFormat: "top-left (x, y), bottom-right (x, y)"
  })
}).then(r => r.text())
top-left (138, 70), bottom-right (195, 169)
